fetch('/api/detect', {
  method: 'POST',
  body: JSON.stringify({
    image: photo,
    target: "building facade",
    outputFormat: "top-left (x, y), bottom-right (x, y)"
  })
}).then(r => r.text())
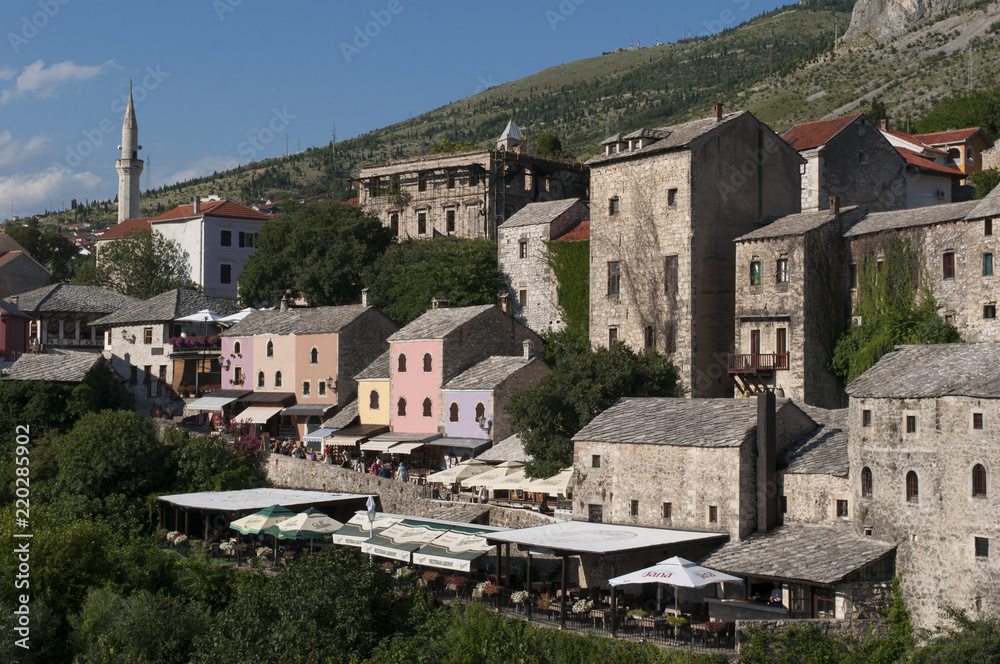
top-left (9, 284), bottom-right (138, 354)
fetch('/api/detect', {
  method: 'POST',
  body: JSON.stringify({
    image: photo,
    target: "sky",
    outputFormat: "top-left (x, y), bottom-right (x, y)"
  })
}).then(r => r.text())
top-left (0, 0), bottom-right (791, 219)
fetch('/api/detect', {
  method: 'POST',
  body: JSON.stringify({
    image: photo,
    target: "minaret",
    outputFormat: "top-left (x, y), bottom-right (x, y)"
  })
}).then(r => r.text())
top-left (115, 82), bottom-right (143, 222)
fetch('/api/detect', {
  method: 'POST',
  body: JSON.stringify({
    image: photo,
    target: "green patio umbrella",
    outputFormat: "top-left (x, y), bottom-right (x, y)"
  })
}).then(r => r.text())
top-left (229, 504), bottom-right (295, 565)
top-left (265, 507), bottom-right (344, 553)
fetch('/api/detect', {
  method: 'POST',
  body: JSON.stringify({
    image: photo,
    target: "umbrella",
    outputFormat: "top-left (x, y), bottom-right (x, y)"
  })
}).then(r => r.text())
top-left (608, 556), bottom-right (742, 617)
top-left (523, 468), bottom-right (574, 496)
top-left (174, 309), bottom-right (224, 392)
top-left (425, 458), bottom-right (490, 484)
top-left (229, 504), bottom-right (295, 565)
top-left (485, 468), bottom-right (529, 492)
top-left (266, 507), bottom-right (344, 553)
top-left (218, 307), bottom-right (255, 325)
top-left (460, 460), bottom-right (523, 488)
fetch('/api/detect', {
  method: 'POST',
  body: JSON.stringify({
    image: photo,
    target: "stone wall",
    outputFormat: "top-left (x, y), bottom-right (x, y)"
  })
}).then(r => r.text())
top-left (104, 322), bottom-right (179, 414)
top-left (983, 146), bottom-right (999, 171)
top-left (337, 308), bottom-right (398, 405)
top-left (492, 358), bottom-right (549, 442)
top-left (781, 471), bottom-right (853, 526)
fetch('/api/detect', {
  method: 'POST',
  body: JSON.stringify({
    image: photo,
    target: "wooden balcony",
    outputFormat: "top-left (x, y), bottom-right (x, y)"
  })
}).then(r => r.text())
top-left (728, 353), bottom-right (788, 396)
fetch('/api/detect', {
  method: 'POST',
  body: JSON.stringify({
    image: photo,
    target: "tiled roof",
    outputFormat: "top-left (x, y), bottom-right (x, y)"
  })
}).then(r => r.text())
top-left (780, 405), bottom-right (848, 477)
top-left (736, 208), bottom-right (863, 242)
top-left (221, 305), bottom-right (370, 337)
top-left (847, 343), bottom-right (1000, 399)
top-left (0, 298), bottom-right (29, 319)
top-left (0, 251), bottom-right (24, 267)
top-left (355, 350), bottom-right (390, 381)
top-left (3, 352), bottom-right (103, 382)
top-left (601, 133), bottom-right (625, 145)
top-left (622, 128), bottom-right (671, 140)
top-left (93, 289), bottom-right (240, 326)
top-left (781, 113), bottom-right (862, 151)
top-left (96, 218), bottom-right (152, 241)
top-left (587, 111), bottom-right (747, 165)
top-left (968, 181), bottom-right (1000, 219)
top-left (10, 284), bottom-right (138, 314)
top-left (842, 200), bottom-right (980, 237)
top-left (148, 199), bottom-right (271, 221)
top-left (498, 199), bottom-right (581, 229)
top-left (897, 148), bottom-right (964, 177)
top-left (477, 432), bottom-right (533, 463)
top-left (573, 398), bottom-right (766, 447)
top-left (388, 304), bottom-right (495, 342)
top-left (323, 399), bottom-right (359, 429)
top-left (913, 127), bottom-right (992, 147)
top-left (699, 523), bottom-right (895, 585)
top-left (880, 128), bottom-right (949, 156)
top-left (444, 356), bottom-right (542, 390)
top-left (553, 220), bottom-right (590, 242)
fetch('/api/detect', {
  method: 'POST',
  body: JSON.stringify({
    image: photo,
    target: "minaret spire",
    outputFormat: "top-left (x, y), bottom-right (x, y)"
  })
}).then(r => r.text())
top-left (116, 81), bottom-right (143, 222)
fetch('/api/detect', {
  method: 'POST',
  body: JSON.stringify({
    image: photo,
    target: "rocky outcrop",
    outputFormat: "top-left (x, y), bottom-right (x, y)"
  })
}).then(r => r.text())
top-left (845, 0), bottom-right (981, 39)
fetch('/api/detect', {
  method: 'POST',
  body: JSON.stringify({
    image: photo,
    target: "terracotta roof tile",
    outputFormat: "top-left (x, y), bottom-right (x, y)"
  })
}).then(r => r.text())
top-left (913, 127), bottom-right (992, 147)
top-left (96, 218), bottom-right (152, 241)
top-left (897, 148), bottom-right (963, 177)
top-left (553, 219), bottom-right (590, 242)
top-left (0, 251), bottom-right (23, 267)
top-left (782, 113), bottom-right (861, 151)
top-left (149, 199), bottom-right (270, 221)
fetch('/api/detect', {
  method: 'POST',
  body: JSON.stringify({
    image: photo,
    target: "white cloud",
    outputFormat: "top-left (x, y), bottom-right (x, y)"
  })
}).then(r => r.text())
top-left (0, 130), bottom-right (52, 168)
top-left (0, 68), bottom-right (15, 81)
top-left (0, 59), bottom-right (114, 104)
top-left (161, 155), bottom-right (241, 188)
top-left (0, 167), bottom-right (102, 217)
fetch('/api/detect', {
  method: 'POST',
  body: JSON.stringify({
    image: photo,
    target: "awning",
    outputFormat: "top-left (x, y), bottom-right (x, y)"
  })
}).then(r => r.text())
top-left (360, 439), bottom-right (396, 453)
top-left (325, 424), bottom-right (388, 446)
top-left (331, 512), bottom-right (402, 547)
top-left (238, 391), bottom-right (296, 405)
top-left (233, 405), bottom-right (282, 424)
top-left (428, 437), bottom-right (493, 451)
top-left (363, 432), bottom-right (439, 453)
top-left (386, 441), bottom-right (425, 454)
top-left (412, 526), bottom-right (496, 572)
top-left (360, 518), bottom-right (453, 563)
top-left (282, 403), bottom-right (337, 417)
top-left (186, 395), bottom-right (240, 411)
top-left (484, 469), bottom-right (529, 491)
top-left (461, 460), bottom-right (523, 488)
top-left (304, 427), bottom-right (337, 443)
top-left (524, 468), bottom-right (574, 496)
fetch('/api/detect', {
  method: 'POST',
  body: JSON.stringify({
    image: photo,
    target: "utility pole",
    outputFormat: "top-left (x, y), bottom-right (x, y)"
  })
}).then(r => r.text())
top-left (968, 49), bottom-right (973, 91)
top-left (285, 133), bottom-right (289, 156)
top-left (834, 16), bottom-right (838, 54)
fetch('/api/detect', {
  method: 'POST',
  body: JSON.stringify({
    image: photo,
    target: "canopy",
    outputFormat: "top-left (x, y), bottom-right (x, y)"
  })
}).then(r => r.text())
top-left (484, 468), bottom-right (529, 491)
top-left (265, 507), bottom-right (344, 540)
top-left (282, 403), bottom-right (337, 417)
top-left (412, 525), bottom-right (496, 572)
top-left (609, 557), bottom-right (742, 588)
top-left (175, 309), bottom-right (223, 323)
top-left (186, 394), bottom-right (242, 411)
top-left (219, 307), bottom-right (255, 324)
top-left (386, 441), bottom-right (424, 454)
top-left (428, 437), bottom-right (493, 451)
top-left (524, 468), bottom-right (574, 496)
top-left (360, 439), bottom-right (395, 453)
top-left (360, 518), bottom-right (453, 562)
top-left (331, 513), bottom-right (402, 547)
top-left (325, 424), bottom-right (387, 446)
top-left (461, 460), bottom-right (523, 488)
top-left (233, 405), bottom-right (282, 424)
top-left (425, 459), bottom-right (490, 484)
top-left (304, 427), bottom-right (337, 443)
top-left (229, 504), bottom-right (296, 535)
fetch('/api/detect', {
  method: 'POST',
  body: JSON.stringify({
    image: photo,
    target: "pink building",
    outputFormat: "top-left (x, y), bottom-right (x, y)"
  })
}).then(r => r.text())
top-left (0, 299), bottom-right (29, 363)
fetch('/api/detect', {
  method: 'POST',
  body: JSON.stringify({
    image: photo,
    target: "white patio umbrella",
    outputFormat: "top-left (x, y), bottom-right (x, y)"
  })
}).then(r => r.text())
top-left (523, 468), bottom-right (574, 496)
top-left (608, 556), bottom-right (742, 617)
top-left (218, 307), bottom-right (255, 326)
top-left (460, 460), bottom-right (523, 488)
top-left (425, 458), bottom-right (490, 484)
top-left (265, 507), bottom-right (344, 553)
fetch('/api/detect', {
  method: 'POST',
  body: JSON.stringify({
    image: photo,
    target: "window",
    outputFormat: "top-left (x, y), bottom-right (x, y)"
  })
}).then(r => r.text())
top-left (973, 464), bottom-right (987, 497)
top-left (836, 499), bottom-right (849, 518)
top-left (397, 398), bottom-right (406, 417)
top-left (257, 371), bottom-right (264, 388)
top-left (220, 263), bottom-right (232, 285)
top-left (607, 261), bottom-right (621, 295)
top-left (630, 500), bottom-right (639, 517)
top-left (106, 330), bottom-right (112, 346)
top-left (984, 253), bottom-right (994, 277)
top-left (588, 504), bottom-right (603, 523)
top-left (447, 171), bottom-right (455, 189)
top-left (422, 397), bottom-right (432, 417)
top-left (750, 261), bottom-right (762, 286)
top-left (130, 366), bottom-right (138, 384)
top-left (519, 240), bottom-right (527, 259)
top-left (302, 381), bottom-right (310, 396)
top-left (608, 327), bottom-right (618, 346)
top-left (862, 409), bottom-right (872, 427)
top-left (667, 188), bottom-right (678, 206)
top-left (876, 259), bottom-right (884, 275)
top-left (662, 502), bottom-right (672, 519)
top-left (987, 218), bottom-right (993, 236)
top-left (906, 415), bottom-right (917, 434)
top-left (310, 347), bottom-right (318, 364)
top-left (417, 213), bottom-right (427, 235)
top-left (974, 413), bottom-right (984, 430)
top-left (370, 390), bottom-right (380, 410)
top-left (849, 264), bottom-right (858, 290)
top-left (234, 341), bottom-right (241, 355)
top-left (943, 252), bottom-right (955, 279)
top-left (591, 454), bottom-right (601, 468)
top-left (776, 258), bottom-right (788, 283)
top-left (644, 325), bottom-right (655, 349)
top-left (609, 197), bottom-right (620, 215)
top-left (975, 537), bottom-right (990, 558)
top-left (906, 471), bottom-right (919, 503)
top-left (143, 327), bottom-right (153, 344)
top-left (446, 210), bottom-right (455, 233)
top-left (234, 366), bottom-right (244, 386)
top-left (397, 353), bottom-right (407, 373)
top-left (418, 172), bottom-right (428, 192)
top-left (865, 527), bottom-right (873, 537)
top-left (318, 381), bottom-right (326, 396)
top-left (145, 365), bottom-right (155, 396)
top-left (469, 169), bottom-right (479, 187)
top-left (221, 230), bottom-right (232, 247)
top-left (708, 506), bottom-right (718, 523)
top-left (390, 213), bottom-right (399, 236)
top-left (862, 466), bottom-right (873, 497)
top-left (475, 402), bottom-right (485, 421)
top-left (985, 305), bottom-right (997, 320)
top-left (449, 402), bottom-right (459, 422)
top-left (815, 590), bottom-right (836, 617)
top-left (243, 232), bottom-right (257, 248)
top-left (422, 353), bottom-right (432, 372)
top-left (776, 328), bottom-right (787, 357)
top-left (781, 495), bottom-right (788, 513)
top-left (274, 371), bottom-right (282, 388)
top-left (266, 340), bottom-right (274, 357)
top-left (518, 289), bottom-right (527, 308)
top-left (664, 255), bottom-right (678, 296)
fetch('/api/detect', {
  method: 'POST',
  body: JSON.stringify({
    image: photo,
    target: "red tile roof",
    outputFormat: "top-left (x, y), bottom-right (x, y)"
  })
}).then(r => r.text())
top-left (0, 250), bottom-right (23, 267)
top-left (897, 148), bottom-right (964, 177)
top-left (94, 218), bottom-right (152, 241)
top-left (148, 199), bottom-right (270, 221)
top-left (553, 220), bottom-right (590, 242)
top-left (880, 129), bottom-right (949, 156)
top-left (913, 127), bottom-right (992, 147)
top-left (782, 113), bottom-right (861, 151)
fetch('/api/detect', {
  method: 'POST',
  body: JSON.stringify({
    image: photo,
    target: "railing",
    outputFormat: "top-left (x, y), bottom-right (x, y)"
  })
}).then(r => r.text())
top-left (728, 353), bottom-right (789, 373)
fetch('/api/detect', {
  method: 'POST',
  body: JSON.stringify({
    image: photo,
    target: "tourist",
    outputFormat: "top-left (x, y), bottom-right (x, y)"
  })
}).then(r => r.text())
top-left (396, 461), bottom-right (407, 483)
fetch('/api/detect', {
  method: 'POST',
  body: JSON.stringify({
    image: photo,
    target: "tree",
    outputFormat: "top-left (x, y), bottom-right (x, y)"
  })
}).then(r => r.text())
top-left (238, 200), bottom-right (392, 307)
top-left (5, 226), bottom-right (78, 280)
top-left (364, 236), bottom-right (501, 326)
top-left (536, 132), bottom-right (563, 159)
top-left (88, 229), bottom-right (196, 299)
top-left (427, 138), bottom-right (481, 154)
top-left (167, 428), bottom-right (262, 493)
top-left (970, 167), bottom-right (999, 200)
top-left (507, 344), bottom-right (683, 477)
top-left (865, 97), bottom-right (890, 126)
top-left (910, 605), bottom-right (1000, 664)
top-left (915, 87), bottom-right (1000, 141)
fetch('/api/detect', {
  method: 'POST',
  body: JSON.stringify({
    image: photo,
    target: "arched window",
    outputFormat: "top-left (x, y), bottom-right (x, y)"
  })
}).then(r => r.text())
top-left (475, 402), bottom-right (485, 421)
top-left (449, 402), bottom-right (459, 422)
top-left (257, 371), bottom-right (265, 388)
top-left (397, 353), bottom-right (407, 373)
top-left (234, 341), bottom-right (241, 355)
top-left (266, 340), bottom-right (274, 357)
top-left (973, 464), bottom-right (987, 498)
top-left (274, 371), bottom-right (282, 388)
top-left (861, 467), bottom-right (873, 498)
top-left (370, 390), bottom-right (380, 410)
top-left (906, 471), bottom-right (919, 503)
top-left (397, 397), bottom-right (406, 417)
top-left (423, 353), bottom-right (432, 372)
top-left (422, 397), bottom-right (432, 417)
top-left (310, 347), bottom-right (318, 364)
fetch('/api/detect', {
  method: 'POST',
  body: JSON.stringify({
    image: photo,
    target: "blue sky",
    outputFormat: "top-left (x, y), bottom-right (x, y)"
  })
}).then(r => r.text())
top-left (0, 0), bottom-right (789, 218)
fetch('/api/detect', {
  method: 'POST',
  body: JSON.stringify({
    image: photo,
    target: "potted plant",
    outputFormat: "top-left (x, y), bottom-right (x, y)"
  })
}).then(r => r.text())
top-left (444, 575), bottom-right (466, 593)
top-left (418, 570), bottom-right (440, 588)
top-left (536, 592), bottom-right (553, 611)
top-left (511, 590), bottom-right (529, 613)
top-left (572, 598), bottom-right (594, 615)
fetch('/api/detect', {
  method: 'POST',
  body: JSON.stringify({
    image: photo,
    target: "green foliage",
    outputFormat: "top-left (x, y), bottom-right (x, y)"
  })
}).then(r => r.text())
top-left (970, 167), bottom-right (999, 199)
top-left (84, 229), bottom-right (198, 299)
top-left (857, 576), bottom-right (914, 664)
top-left (545, 237), bottom-right (589, 338)
top-left (238, 200), bottom-right (392, 307)
top-left (167, 428), bottom-right (262, 493)
top-left (865, 97), bottom-right (890, 125)
top-left (536, 132), bottom-right (563, 159)
top-left (427, 138), bottom-right (482, 154)
top-left (739, 624), bottom-right (854, 663)
top-left (5, 226), bottom-right (78, 280)
top-left (71, 254), bottom-right (98, 285)
top-left (364, 236), bottom-right (501, 326)
top-left (911, 605), bottom-right (1000, 664)
top-left (829, 237), bottom-right (960, 385)
top-left (508, 344), bottom-right (684, 477)
top-left (915, 87), bottom-right (1000, 141)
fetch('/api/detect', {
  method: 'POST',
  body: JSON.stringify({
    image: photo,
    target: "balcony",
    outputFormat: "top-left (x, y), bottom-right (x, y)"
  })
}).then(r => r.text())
top-left (168, 336), bottom-right (221, 353)
top-left (728, 353), bottom-right (788, 396)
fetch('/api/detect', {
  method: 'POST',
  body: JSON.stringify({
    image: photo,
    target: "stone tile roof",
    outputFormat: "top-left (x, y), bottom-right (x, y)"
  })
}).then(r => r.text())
top-left (498, 199), bottom-right (581, 229)
top-left (417, 502), bottom-right (491, 523)
top-left (572, 398), bottom-right (767, 447)
top-left (477, 433), bottom-right (533, 463)
top-left (221, 305), bottom-right (369, 337)
top-left (354, 350), bottom-right (390, 381)
top-left (842, 200), bottom-right (980, 237)
top-left (9, 284), bottom-right (138, 314)
top-left (3, 352), bottom-right (103, 382)
top-left (92, 289), bottom-right (240, 326)
top-left (736, 208), bottom-right (863, 242)
top-left (969, 183), bottom-right (1000, 219)
top-left (388, 304), bottom-right (495, 342)
top-left (553, 220), bottom-right (590, 242)
top-left (587, 111), bottom-right (747, 165)
top-left (324, 399), bottom-right (359, 429)
top-left (780, 405), bottom-right (848, 477)
top-left (846, 343), bottom-right (1000, 399)
top-left (0, 298), bottom-right (29, 319)
top-left (699, 523), bottom-right (895, 585)
top-left (781, 113), bottom-right (862, 151)
top-left (443, 356), bottom-right (540, 390)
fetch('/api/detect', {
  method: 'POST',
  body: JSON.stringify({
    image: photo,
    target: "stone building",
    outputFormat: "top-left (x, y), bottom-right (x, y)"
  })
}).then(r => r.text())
top-left (781, 113), bottom-right (906, 213)
top-left (356, 121), bottom-right (589, 241)
top-left (116, 84), bottom-right (143, 222)
top-left (9, 284), bottom-right (138, 353)
top-left (879, 126), bottom-right (965, 207)
top-left (0, 232), bottom-right (51, 299)
top-left (846, 343), bottom-right (1000, 629)
top-left (497, 198), bottom-right (588, 333)
top-left (586, 104), bottom-right (803, 397)
top-left (778, 403), bottom-right (852, 527)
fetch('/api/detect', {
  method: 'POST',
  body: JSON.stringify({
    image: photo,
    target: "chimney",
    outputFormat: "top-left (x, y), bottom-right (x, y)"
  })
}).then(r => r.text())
top-left (192, 195), bottom-right (201, 214)
top-left (361, 287), bottom-right (372, 308)
top-left (712, 103), bottom-right (723, 122)
top-left (431, 297), bottom-right (450, 309)
top-left (279, 294), bottom-right (288, 312)
top-left (499, 293), bottom-right (511, 315)
top-left (829, 195), bottom-right (841, 217)
top-left (879, 118), bottom-right (888, 131)
top-left (756, 391), bottom-right (778, 533)
top-left (523, 339), bottom-right (533, 360)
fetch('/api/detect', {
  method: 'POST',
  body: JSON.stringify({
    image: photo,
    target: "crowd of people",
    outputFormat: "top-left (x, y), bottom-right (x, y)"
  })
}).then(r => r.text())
top-left (267, 437), bottom-right (411, 482)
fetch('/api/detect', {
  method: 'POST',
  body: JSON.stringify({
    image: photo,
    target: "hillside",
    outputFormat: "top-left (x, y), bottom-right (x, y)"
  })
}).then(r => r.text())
top-left (34, 0), bottom-right (1000, 231)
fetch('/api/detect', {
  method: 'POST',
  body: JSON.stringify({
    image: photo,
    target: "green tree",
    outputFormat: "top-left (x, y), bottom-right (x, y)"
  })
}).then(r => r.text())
top-left (911, 605), bottom-right (1000, 664)
top-left (508, 344), bottom-right (684, 477)
top-left (865, 97), bottom-right (890, 126)
top-left (915, 87), bottom-right (1000, 141)
top-left (5, 226), bottom-right (78, 280)
top-left (427, 138), bottom-right (481, 154)
top-left (829, 237), bottom-right (960, 385)
top-left (71, 254), bottom-right (98, 285)
top-left (536, 132), bottom-right (563, 159)
top-left (88, 228), bottom-right (197, 299)
top-left (238, 200), bottom-right (392, 307)
top-left (970, 167), bottom-right (999, 199)
top-left (167, 428), bottom-right (262, 493)
top-left (364, 236), bottom-right (501, 326)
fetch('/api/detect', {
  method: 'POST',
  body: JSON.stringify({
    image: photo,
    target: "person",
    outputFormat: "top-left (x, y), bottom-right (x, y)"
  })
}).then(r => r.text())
top-left (396, 461), bottom-right (407, 483)
top-left (292, 442), bottom-right (305, 459)
top-left (306, 448), bottom-right (317, 462)
top-left (324, 450), bottom-right (334, 465)
top-left (341, 450), bottom-right (351, 469)
top-left (379, 462), bottom-right (392, 479)
top-left (432, 485), bottom-right (441, 500)
top-left (370, 459), bottom-right (379, 475)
